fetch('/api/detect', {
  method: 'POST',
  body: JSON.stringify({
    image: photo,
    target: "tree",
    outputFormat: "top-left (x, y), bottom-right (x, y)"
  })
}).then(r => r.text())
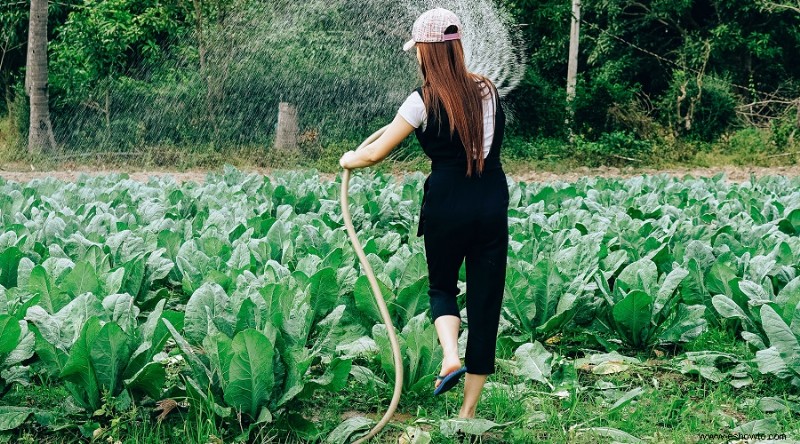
top-left (25, 0), bottom-right (57, 154)
top-left (49, 0), bottom-right (182, 142)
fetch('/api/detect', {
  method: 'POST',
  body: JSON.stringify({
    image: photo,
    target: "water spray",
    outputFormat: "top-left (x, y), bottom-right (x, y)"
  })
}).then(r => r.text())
top-left (340, 126), bottom-right (403, 443)
top-left (56, 0), bottom-right (525, 150)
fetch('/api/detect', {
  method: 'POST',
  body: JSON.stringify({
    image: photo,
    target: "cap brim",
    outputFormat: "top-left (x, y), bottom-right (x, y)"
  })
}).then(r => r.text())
top-left (403, 39), bottom-right (416, 52)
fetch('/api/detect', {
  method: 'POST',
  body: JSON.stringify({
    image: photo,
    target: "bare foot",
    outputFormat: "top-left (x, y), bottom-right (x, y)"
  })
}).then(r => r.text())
top-left (434, 355), bottom-right (463, 390)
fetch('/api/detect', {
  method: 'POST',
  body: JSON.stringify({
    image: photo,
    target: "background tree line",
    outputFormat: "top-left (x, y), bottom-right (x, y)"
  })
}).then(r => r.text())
top-left (1, 0), bottom-right (799, 165)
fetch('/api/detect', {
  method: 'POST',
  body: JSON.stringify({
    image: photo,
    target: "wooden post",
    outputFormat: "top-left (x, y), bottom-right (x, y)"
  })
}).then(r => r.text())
top-left (275, 102), bottom-right (298, 151)
top-left (566, 0), bottom-right (581, 140)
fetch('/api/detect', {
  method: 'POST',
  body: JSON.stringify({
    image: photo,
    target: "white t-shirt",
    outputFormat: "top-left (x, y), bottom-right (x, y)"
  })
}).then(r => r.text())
top-left (397, 84), bottom-right (497, 159)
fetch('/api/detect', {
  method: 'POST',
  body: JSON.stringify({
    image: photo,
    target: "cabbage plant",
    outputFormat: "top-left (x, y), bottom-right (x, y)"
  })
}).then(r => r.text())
top-left (595, 258), bottom-right (706, 350)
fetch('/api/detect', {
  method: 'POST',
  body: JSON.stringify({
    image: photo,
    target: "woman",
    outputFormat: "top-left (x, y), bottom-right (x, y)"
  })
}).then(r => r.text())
top-left (339, 7), bottom-right (509, 420)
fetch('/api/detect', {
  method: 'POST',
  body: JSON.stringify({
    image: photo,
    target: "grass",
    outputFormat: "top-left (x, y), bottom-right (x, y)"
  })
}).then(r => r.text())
top-left (0, 115), bottom-right (18, 162)
top-left (1, 115), bottom-right (798, 177)
top-left (1, 326), bottom-right (798, 443)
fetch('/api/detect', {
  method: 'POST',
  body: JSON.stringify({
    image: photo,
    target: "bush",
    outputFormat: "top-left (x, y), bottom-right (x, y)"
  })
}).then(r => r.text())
top-left (770, 111), bottom-right (800, 151)
top-left (657, 74), bottom-right (737, 142)
top-left (649, 135), bottom-right (707, 165)
top-left (726, 128), bottom-right (774, 155)
top-left (574, 131), bottom-right (653, 167)
top-left (687, 78), bottom-right (738, 142)
top-left (502, 135), bottom-right (568, 161)
top-left (505, 69), bottom-right (567, 139)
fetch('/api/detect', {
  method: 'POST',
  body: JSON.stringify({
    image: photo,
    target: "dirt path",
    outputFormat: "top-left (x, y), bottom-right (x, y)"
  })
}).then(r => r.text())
top-left (2, 164), bottom-right (800, 184)
top-left (511, 164), bottom-right (800, 183)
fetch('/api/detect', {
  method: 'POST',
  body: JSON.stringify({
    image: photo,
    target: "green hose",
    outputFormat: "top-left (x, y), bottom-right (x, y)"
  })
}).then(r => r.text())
top-left (340, 127), bottom-right (404, 443)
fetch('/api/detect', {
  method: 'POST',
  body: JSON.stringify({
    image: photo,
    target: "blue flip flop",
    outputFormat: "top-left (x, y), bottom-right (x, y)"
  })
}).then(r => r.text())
top-left (433, 366), bottom-right (467, 396)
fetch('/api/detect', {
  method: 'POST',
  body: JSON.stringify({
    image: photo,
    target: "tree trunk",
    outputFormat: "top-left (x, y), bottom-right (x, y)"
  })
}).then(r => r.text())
top-left (26, 0), bottom-right (57, 154)
top-left (796, 98), bottom-right (800, 128)
top-left (275, 102), bottom-right (298, 151)
top-left (565, 0), bottom-right (581, 140)
top-left (3, 77), bottom-right (11, 119)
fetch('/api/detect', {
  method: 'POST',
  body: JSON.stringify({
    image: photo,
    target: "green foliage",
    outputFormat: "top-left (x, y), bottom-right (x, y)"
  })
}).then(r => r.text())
top-left (656, 72), bottom-right (738, 141)
top-left (594, 258), bottom-right (707, 350)
top-left (44, 0), bottom-right (191, 149)
top-left (503, 230), bottom-right (602, 341)
top-left (574, 131), bottom-right (654, 166)
top-left (498, 0), bottom-right (800, 150)
top-left (506, 66), bottom-right (567, 139)
top-left (2, 168), bottom-right (800, 438)
top-left (0, 314), bottom-right (34, 397)
top-left (49, 0), bottom-right (179, 100)
top-left (4, 0), bottom-right (800, 161)
top-left (26, 293), bottom-right (180, 411)
top-left (754, 304), bottom-right (800, 388)
top-left (0, 2), bottom-right (29, 117)
top-left (372, 313), bottom-right (442, 395)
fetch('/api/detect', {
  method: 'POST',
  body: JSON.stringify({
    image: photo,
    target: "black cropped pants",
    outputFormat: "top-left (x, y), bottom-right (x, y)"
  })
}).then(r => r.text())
top-left (419, 168), bottom-right (509, 375)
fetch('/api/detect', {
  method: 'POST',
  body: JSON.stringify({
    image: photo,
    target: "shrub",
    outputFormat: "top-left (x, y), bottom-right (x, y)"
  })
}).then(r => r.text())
top-left (574, 131), bottom-right (653, 167)
top-left (657, 73), bottom-right (737, 142)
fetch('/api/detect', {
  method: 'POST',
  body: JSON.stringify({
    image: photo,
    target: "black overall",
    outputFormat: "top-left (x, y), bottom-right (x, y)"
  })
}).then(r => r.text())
top-left (414, 85), bottom-right (509, 376)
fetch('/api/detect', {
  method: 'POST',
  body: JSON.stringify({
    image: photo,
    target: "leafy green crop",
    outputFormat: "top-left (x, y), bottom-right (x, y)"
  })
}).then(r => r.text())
top-left (0, 168), bottom-right (799, 439)
top-left (55, 296), bottom-right (181, 412)
top-left (503, 231), bottom-right (603, 341)
top-left (372, 313), bottom-right (442, 394)
top-left (0, 315), bottom-right (34, 397)
top-left (595, 257), bottom-right (706, 350)
top-left (755, 304), bottom-right (800, 388)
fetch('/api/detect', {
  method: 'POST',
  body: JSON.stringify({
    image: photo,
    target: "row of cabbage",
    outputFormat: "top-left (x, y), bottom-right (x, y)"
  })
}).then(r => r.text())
top-left (0, 167), bottom-right (798, 439)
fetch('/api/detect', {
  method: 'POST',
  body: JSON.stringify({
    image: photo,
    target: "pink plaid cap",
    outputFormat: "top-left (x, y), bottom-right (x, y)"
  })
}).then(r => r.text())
top-left (403, 8), bottom-right (463, 52)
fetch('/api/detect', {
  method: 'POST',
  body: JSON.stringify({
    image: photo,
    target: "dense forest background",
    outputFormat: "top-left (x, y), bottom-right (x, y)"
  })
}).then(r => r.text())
top-left (1, 0), bottom-right (799, 167)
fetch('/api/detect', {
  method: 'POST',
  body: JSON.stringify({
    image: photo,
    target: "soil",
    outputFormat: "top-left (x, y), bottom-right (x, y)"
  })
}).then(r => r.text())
top-left (512, 164), bottom-right (800, 183)
top-left (2, 163), bottom-right (800, 184)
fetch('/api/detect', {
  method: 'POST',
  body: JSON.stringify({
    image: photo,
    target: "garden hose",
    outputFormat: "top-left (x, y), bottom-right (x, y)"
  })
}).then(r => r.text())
top-left (340, 126), bottom-right (404, 443)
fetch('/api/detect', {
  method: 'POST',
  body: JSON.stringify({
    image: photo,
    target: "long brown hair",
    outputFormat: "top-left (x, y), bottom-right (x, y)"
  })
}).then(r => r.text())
top-left (417, 29), bottom-right (495, 177)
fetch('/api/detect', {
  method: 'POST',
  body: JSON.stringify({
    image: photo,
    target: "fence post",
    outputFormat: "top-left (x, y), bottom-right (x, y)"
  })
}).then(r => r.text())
top-left (275, 102), bottom-right (298, 151)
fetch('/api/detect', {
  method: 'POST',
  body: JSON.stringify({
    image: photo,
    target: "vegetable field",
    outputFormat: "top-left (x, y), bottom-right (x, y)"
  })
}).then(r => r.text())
top-left (0, 167), bottom-right (799, 443)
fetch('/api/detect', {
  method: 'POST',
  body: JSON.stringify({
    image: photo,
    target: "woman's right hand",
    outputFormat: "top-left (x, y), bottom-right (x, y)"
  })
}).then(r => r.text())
top-left (338, 118), bottom-right (413, 169)
top-left (339, 151), bottom-right (358, 169)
